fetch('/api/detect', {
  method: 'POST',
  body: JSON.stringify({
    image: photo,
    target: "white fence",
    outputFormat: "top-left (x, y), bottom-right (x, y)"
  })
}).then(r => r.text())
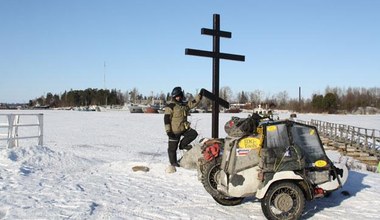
top-left (0, 113), bottom-right (43, 148)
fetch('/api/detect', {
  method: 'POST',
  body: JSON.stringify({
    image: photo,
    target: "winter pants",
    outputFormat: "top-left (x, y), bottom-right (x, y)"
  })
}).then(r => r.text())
top-left (168, 128), bottom-right (198, 165)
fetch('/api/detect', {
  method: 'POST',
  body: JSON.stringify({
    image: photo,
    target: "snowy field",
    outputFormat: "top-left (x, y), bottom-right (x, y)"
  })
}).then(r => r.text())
top-left (0, 110), bottom-right (380, 219)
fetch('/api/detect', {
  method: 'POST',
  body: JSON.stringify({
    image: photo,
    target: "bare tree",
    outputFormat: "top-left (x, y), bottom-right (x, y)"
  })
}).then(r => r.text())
top-left (276, 91), bottom-right (289, 108)
top-left (220, 86), bottom-right (233, 102)
top-left (249, 89), bottom-right (264, 106)
top-left (129, 88), bottom-right (139, 104)
top-left (124, 91), bottom-right (129, 103)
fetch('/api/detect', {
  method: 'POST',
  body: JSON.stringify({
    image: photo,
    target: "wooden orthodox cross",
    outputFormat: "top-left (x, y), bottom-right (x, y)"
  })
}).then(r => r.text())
top-left (185, 14), bottom-right (245, 138)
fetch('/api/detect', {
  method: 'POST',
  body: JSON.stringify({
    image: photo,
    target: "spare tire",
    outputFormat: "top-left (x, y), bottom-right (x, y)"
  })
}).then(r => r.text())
top-left (201, 157), bottom-right (244, 206)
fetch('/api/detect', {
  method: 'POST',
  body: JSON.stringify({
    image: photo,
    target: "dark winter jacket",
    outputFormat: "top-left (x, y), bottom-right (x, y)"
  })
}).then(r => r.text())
top-left (164, 94), bottom-right (202, 134)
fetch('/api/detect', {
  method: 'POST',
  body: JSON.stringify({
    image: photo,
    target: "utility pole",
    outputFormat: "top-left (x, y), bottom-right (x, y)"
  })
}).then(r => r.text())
top-left (299, 86), bottom-right (302, 112)
top-left (104, 61), bottom-right (108, 106)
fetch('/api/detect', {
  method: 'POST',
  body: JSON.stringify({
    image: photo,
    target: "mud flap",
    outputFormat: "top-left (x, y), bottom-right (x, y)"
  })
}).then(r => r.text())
top-left (317, 163), bottom-right (348, 191)
top-left (217, 166), bottom-right (261, 198)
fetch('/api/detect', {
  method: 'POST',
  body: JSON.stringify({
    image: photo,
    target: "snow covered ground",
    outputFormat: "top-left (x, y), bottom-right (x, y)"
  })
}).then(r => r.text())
top-left (0, 110), bottom-right (379, 219)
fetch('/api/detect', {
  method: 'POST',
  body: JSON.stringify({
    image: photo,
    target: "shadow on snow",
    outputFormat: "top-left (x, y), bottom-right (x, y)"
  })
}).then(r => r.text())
top-left (302, 170), bottom-right (369, 219)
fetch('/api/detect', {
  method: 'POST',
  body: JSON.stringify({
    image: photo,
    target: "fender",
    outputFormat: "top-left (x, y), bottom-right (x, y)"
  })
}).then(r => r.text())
top-left (318, 163), bottom-right (348, 191)
top-left (255, 171), bottom-right (303, 199)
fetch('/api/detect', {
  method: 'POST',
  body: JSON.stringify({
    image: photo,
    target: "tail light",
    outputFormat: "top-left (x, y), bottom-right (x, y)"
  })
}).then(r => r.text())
top-left (314, 187), bottom-right (325, 198)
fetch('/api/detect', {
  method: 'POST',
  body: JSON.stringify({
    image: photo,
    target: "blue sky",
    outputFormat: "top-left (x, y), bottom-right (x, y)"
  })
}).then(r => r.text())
top-left (1, 1), bottom-right (379, 103)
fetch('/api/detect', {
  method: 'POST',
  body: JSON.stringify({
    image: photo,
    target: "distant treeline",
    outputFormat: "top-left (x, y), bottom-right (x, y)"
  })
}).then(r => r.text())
top-left (29, 88), bottom-right (125, 107)
top-left (305, 86), bottom-right (380, 113)
top-left (28, 86), bottom-right (380, 114)
top-left (219, 86), bottom-right (380, 114)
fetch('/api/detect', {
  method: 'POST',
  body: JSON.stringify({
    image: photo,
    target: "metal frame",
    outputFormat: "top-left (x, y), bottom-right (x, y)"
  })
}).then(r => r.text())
top-left (0, 113), bottom-right (43, 148)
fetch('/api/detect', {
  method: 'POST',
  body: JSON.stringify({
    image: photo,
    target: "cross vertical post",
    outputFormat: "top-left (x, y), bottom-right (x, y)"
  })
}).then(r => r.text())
top-left (212, 14), bottom-right (221, 139)
top-left (185, 14), bottom-right (245, 138)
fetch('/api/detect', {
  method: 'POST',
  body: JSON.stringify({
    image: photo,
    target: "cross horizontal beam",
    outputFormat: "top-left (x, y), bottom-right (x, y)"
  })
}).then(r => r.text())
top-left (185, 48), bottom-right (245, 62)
top-left (201, 28), bottom-right (231, 38)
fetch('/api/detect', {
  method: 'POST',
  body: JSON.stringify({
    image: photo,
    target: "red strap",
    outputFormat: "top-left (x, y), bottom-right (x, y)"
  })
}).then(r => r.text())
top-left (203, 143), bottom-right (220, 161)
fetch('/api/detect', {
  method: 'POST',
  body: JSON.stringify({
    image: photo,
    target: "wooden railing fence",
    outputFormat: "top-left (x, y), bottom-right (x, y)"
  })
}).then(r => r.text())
top-left (297, 119), bottom-right (380, 166)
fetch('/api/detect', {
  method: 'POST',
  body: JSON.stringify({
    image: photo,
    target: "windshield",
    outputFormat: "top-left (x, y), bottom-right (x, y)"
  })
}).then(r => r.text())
top-left (291, 124), bottom-right (327, 164)
top-left (266, 124), bottom-right (290, 149)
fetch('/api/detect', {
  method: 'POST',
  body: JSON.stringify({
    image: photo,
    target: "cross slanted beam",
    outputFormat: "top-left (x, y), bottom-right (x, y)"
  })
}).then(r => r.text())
top-left (185, 49), bottom-right (245, 61)
top-left (185, 14), bottom-right (245, 138)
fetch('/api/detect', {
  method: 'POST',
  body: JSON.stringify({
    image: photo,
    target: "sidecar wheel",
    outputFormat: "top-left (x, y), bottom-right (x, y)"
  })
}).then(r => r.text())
top-left (201, 157), bottom-right (244, 206)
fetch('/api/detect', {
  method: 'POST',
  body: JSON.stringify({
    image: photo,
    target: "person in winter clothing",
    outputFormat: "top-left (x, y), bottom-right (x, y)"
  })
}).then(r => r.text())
top-left (164, 87), bottom-right (204, 167)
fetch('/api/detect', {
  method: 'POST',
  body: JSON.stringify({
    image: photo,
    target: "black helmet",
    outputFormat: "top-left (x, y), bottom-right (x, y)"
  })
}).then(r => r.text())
top-left (171, 86), bottom-right (184, 98)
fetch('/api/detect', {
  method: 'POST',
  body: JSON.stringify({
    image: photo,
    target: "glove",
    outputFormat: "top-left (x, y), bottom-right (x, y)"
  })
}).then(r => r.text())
top-left (167, 131), bottom-right (176, 139)
top-left (199, 88), bottom-right (206, 97)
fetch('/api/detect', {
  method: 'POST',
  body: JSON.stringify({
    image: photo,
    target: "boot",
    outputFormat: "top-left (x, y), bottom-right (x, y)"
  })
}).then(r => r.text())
top-left (171, 162), bottom-right (180, 167)
top-left (179, 144), bottom-right (192, 151)
top-left (168, 150), bottom-right (178, 165)
top-left (166, 165), bottom-right (177, 173)
top-left (168, 139), bottom-right (179, 165)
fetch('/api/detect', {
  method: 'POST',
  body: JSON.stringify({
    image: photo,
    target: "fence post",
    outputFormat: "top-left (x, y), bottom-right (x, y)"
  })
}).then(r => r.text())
top-left (339, 124), bottom-right (344, 142)
top-left (38, 114), bottom-right (43, 146)
top-left (329, 122), bottom-right (333, 138)
top-left (371, 129), bottom-right (375, 154)
top-left (351, 126), bottom-right (355, 147)
top-left (321, 121), bottom-right (324, 136)
top-left (7, 114), bottom-right (15, 148)
top-left (357, 128), bottom-right (361, 148)
top-left (14, 115), bottom-right (20, 147)
top-left (364, 129), bottom-right (369, 152)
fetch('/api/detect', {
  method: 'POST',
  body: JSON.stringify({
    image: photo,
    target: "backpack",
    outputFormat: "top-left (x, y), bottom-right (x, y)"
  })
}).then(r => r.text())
top-left (224, 113), bottom-right (261, 137)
